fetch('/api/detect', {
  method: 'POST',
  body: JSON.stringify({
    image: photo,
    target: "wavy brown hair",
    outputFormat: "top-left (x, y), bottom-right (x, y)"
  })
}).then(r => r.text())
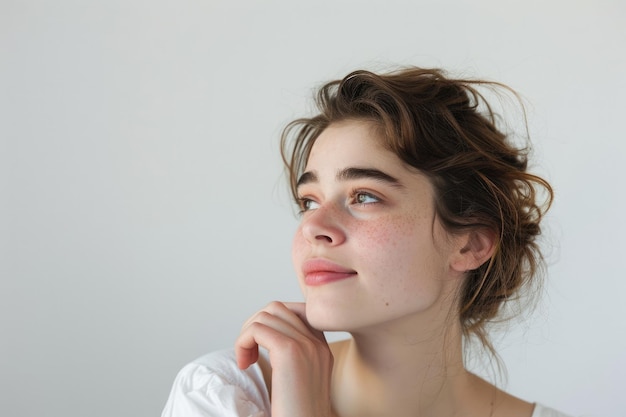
top-left (280, 67), bottom-right (553, 355)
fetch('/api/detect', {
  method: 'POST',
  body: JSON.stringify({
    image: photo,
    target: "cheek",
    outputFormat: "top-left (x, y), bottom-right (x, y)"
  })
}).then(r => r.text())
top-left (291, 229), bottom-right (309, 293)
top-left (354, 213), bottom-right (442, 295)
top-left (353, 213), bottom-right (420, 253)
top-left (352, 214), bottom-right (421, 274)
top-left (291, 227), bottom-right (306, 265)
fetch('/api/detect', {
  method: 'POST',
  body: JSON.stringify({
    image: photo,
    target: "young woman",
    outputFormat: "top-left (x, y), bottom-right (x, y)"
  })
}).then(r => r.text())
top-left (162, 67), bottom-right (571, 417)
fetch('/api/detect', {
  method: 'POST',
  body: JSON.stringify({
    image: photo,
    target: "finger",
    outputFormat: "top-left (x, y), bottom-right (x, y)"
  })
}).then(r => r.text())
top-left (241, 302), bottom-right (310, 336)
top-left (234, 343), bottom-right (258, 370)
top-left (235, 319), bottom-right (299, 370)
top-left (236, 307), bottom-right (304, 370)
top-left (280, 302), bottom-right (307, 323)
top-left (254, 302), bottom-right (328, 345)
top-left (281, 302), bottom-right (328, 342)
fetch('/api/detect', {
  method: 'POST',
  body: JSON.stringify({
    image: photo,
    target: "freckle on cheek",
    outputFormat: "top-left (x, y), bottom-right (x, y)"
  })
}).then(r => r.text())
top-left (362, 221), bottom-right (395, 246)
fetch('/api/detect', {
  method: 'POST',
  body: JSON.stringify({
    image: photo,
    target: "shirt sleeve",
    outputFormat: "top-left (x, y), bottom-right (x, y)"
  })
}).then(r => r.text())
top-left (161, 361), bottom-right (268, 417)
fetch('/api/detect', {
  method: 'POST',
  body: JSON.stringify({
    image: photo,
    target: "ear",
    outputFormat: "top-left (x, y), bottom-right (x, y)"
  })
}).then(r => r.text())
top-left (450, 229), bottom-right (497, 273)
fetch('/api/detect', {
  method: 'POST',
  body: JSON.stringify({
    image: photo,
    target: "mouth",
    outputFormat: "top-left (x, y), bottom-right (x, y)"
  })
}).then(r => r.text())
top-left (302, 258), bottom-right (357, 286)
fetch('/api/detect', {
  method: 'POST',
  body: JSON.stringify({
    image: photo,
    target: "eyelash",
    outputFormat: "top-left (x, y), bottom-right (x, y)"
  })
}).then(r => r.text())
top-left (349, 189), bottom-right (381, 205)
top-left (296, 197), bottom-right (317, 214)
top-left (296, 189), bottom-right (381, 213)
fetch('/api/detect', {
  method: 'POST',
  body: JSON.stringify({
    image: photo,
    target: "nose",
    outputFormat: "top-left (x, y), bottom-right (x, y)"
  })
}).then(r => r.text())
top-left (300, 204), bottom-right (347, 246)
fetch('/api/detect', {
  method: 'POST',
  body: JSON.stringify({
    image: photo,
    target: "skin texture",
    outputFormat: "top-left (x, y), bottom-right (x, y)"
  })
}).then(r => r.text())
top-left (235, 120), bottom-right (534, 417)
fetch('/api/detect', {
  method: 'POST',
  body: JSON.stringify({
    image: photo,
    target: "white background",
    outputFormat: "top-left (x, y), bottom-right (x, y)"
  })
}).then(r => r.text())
top-left (1, 1), bottom-right (624, 416)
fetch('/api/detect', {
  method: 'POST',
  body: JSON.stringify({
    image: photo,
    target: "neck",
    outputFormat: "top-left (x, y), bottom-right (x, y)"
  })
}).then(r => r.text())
top-left (330, 317), bottom-right (488, 417)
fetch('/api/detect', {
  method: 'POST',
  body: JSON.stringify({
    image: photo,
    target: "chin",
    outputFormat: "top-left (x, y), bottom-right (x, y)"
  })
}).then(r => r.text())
top-left (304, 300), bottom-right (361, 332)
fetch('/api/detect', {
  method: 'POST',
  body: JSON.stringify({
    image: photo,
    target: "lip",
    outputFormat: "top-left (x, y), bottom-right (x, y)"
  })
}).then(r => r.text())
top-left (302, 258), bottom-right (357, 286)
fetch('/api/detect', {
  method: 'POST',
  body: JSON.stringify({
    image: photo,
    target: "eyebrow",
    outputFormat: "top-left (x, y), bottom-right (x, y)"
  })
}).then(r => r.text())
top-left (296, 167), bottom-right (403, 189)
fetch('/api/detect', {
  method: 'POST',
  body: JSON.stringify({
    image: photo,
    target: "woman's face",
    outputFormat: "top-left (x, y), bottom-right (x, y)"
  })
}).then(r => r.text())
top-left (291, 120), bottom-right (465, 334)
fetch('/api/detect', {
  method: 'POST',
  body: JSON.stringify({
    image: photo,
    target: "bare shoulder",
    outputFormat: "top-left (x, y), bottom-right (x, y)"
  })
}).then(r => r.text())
top-left (468, 373), bottom-right (534, 417)
top-left (492, 388), bottom-right (535, 417)
top-left (462, 373), bottom-right (533, 417)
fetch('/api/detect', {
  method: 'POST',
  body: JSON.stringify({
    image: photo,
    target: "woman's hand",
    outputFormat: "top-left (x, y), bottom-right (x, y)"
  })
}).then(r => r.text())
top-left (235, 302), bottom-right (333, 417)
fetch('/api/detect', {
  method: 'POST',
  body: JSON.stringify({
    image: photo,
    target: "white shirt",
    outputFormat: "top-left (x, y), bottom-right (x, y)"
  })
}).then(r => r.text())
top-left (162, 350), bottom-right (572, 417)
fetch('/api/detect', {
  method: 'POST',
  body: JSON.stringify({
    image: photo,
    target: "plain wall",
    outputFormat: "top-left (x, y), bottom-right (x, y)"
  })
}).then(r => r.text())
top-left (1, 1), bottom-right (624, 416)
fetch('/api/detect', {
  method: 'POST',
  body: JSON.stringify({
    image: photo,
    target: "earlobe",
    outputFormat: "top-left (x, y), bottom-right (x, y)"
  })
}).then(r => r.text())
top-left (451, 229), bottom-right (497, 272)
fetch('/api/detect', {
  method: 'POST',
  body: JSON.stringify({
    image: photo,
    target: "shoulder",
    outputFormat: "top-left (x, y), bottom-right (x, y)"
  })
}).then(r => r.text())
top-left (161, 349), bottom-right (271, 417)
top-left (532, 403), bottom-right (574, 417)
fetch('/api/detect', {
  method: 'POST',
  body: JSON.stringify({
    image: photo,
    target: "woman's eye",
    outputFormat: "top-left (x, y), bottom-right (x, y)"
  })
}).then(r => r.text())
top-left (297, 198), bottom-right (320, 212)
top-left (353, 192), bottom-right (379, 205)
